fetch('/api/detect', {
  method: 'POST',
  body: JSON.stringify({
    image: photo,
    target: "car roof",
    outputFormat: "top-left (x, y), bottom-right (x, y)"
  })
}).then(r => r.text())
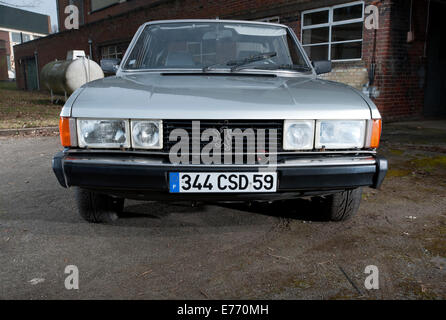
top-left (141, 19), bottom-right (288, 29)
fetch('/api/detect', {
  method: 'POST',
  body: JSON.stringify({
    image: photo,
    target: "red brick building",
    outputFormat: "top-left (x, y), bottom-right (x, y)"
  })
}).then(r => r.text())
top-left (13, 0), bottom-right (446, 119)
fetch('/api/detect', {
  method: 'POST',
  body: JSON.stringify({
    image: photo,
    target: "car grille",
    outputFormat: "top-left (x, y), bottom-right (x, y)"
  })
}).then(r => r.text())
top-left (163, 120), bottom-right (284, 162)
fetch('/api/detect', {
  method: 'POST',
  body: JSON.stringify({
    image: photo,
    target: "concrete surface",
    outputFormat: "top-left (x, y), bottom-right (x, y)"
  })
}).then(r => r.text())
top-left (0, 121), bottom-right (445, 299)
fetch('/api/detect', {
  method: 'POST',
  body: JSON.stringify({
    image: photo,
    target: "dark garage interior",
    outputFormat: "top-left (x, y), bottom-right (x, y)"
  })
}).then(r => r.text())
top-left (424, 0), bottom-right (446, 116)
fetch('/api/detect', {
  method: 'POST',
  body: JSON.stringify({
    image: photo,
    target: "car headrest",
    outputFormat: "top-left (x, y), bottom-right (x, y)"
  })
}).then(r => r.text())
top-left (238, 50), bottom-right (260, 60)
top-left (165, 51), bottom-right (195, 67)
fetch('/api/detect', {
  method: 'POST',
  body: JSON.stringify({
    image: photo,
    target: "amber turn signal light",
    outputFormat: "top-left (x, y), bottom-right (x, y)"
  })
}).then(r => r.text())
top-left (59, 117), bottom-right (72, 147)
top-left (370, 119), bottom-right (382, 148)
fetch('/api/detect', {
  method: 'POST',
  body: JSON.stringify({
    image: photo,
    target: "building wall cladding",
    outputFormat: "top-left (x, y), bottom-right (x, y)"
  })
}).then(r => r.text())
top-left (0, 4), bottom-right (51, 35)
top-left (0, 31), bottom-right (10, 80)
top-left (15, 0), bottom-right (429, 119)
top-left (0, 41), bottom-right (8, 80)
top-left (0, 31), bottom-right (10, 55)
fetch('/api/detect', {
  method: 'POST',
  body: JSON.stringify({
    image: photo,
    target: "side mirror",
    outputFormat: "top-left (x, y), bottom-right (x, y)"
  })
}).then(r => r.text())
top-left (100, 58), bottom-right (121, 75)
top-left (312, 60), bottom-right (332, 75)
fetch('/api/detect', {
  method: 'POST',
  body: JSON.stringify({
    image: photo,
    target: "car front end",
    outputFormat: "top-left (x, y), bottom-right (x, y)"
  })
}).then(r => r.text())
top-left (52, 20), bottom-right (387, 222)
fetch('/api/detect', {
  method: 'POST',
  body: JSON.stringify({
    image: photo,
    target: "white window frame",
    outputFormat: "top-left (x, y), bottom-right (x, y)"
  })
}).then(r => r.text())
top-left (301, 1), bottom-right (364, 62)
top-left (101, 45), bottom-right (123, 59)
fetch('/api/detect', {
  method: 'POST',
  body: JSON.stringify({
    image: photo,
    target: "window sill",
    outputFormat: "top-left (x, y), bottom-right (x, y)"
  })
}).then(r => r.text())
top-left (330, 59), bottom-right (364, 67)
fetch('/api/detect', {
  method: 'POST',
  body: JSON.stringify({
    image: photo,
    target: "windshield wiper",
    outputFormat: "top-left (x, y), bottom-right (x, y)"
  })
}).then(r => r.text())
top-left (242, 63), bottom-right (312, 72)
top-left (202, 62), bottom-right (225, 73)
top-left (202, 52), bottom-right (277, 73)
top-left (228, 52), bottom-right (277, 72)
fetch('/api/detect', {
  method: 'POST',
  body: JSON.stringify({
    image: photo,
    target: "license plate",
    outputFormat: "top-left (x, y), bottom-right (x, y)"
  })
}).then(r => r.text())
top-left (169, 172), bottom-right (277, 193)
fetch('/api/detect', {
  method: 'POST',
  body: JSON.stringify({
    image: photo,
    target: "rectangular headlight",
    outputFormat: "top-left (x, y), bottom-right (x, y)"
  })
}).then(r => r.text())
top-left (283, 120), bottom-right (315, 150)
top-left (131, 120), bottom-right (163, 149)
top-left (315, 120), bottom-right (366, 149)
top-left (77, 119), bottom-right (130, 148)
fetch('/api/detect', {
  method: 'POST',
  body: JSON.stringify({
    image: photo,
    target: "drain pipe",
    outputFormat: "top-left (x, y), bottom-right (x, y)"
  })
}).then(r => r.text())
top-left (423, 0), bottom-right (431, 58)
top-left (34, 50), bottom-right (40, 90)
top-left (88, 39), bottom-right (93, 60)
top-left (363, 28), bottom-right (379, 98)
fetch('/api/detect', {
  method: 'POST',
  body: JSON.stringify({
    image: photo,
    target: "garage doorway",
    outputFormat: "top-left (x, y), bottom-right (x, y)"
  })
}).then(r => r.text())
top-left (424, 1), bottom-right (446, 116)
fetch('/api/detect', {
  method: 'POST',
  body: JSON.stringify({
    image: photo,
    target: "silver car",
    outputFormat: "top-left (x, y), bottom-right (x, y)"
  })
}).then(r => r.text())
top-left (52, 20), bottom-right (387, 223)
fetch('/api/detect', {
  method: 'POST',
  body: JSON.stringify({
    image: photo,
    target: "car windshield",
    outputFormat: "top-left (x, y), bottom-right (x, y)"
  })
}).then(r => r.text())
top-left (123, 22), bottom-right (310, 72)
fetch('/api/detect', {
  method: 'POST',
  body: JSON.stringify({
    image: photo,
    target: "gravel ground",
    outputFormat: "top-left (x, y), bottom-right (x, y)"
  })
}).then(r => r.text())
top-left (0, 121), bottom-right (445, 299)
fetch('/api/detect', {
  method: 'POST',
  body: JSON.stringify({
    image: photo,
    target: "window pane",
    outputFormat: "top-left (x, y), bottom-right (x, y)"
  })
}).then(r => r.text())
top-left (304, 45), bottom-right (329, 61)
top-left (331, 42), bottom-right (362, 60)
top-left (303, 10), bottom-right (329, 26)
top-left (91, 0), bottom-right (119, 11)
top-left (332, 22), bottom-right (363, 42)
top-left (11, 32), bottom-right (21, 43)
top-left (302, 27), bottom-right (329, 45)
top-left (333, 4), bottom-right (363, 22)
top-left (22, 34), bottom-right (31, 42)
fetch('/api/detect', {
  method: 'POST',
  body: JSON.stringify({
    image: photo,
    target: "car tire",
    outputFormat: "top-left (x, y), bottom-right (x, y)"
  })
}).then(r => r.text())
top-left (324, 188), bottom-right (362, 221)
top-left (75, 188), bottom-right (124, 223)
top-left (112, 198), bottom-right (125, 215)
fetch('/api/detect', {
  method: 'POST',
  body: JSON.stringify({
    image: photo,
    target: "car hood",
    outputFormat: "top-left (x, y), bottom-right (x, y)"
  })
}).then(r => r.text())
top-left (70, 73), bottom-right (373, 119)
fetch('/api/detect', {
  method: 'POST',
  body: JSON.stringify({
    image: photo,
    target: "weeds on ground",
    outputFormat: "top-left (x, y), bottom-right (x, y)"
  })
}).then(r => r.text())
top-left (0, 81), bottom-right (61, 129)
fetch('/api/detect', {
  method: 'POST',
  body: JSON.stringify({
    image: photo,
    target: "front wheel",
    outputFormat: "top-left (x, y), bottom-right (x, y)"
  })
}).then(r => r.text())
top-left (75, 188), bottom-right (124, 223)
top-left (324, 188), bottom-right (363, 221)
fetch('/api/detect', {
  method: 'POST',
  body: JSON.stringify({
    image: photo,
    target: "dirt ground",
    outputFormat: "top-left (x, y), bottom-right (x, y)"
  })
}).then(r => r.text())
top-left (0, 81), bottom-right (61, 129)
top-left (0, 120), bottom-right (445, 299)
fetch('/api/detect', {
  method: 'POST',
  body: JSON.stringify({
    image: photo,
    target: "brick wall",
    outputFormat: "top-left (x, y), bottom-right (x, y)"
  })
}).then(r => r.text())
top-left (320, 66), bottom-right (368, 90)
top-left (57, 0), bottom-right (351, 31)
top-left (318, 0), bottom-right (428, 120)
top-left (0, 31), bottom-right (10, 55)
top-left (57, 0), bottom-right (299, 31)
top-left (372, 0), bottom-right (428, 120)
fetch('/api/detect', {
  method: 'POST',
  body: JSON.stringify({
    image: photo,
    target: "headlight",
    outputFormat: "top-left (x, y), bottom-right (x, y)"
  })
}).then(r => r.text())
top-left (283, 120), bottom-right (315, 150)
top-left (315, 120), bottom-right (366, 149)
top-left (131, 120), bottom-right (162, 149)
top-left (77, 119), bottom-right (130, 148)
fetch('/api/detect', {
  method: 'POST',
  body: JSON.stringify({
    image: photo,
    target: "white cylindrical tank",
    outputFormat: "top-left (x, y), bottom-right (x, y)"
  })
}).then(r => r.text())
top-left (40, 57), bottom-right (104, 95)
